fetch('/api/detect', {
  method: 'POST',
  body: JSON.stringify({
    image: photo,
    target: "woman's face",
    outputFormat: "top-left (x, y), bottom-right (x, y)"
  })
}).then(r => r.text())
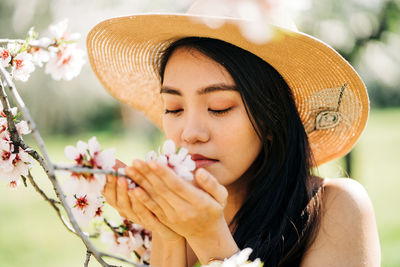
top-left (161, 47), bottom-right (262, 186)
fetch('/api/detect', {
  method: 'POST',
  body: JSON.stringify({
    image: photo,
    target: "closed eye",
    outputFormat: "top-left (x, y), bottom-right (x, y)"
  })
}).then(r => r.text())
top-left (209, 107), bottom-right (232, 115)
top-left (164, 109), bottom-right (183, 115)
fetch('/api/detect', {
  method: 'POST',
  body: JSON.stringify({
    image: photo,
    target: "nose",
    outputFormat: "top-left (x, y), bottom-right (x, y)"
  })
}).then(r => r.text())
top-left (181, 112), bottom-right (210, 145)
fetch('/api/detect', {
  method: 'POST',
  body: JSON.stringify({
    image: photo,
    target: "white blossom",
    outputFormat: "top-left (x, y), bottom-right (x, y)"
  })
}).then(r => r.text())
top-left (8, 179), bottom-right (22, 190)
top-left (100, 231), bottom-right (137, 259)
top-left (0, 148), bottom-right (33, 183)
top-left (30, 47), bottom-right (50, 67)
top-left (0, 47), bottom-right (11, 67)
top-left (66, 193), bottom-right (103, 227)
top-left (45, 44), bottom-right (85, 81)
top-left (201, 248), bottom-right (262, 267)
top-left (48, 19), bottom-right (81, 42)
top-left (0, 104), bottom-right (33, 187)
top-left (16, 121), bottom-right (31, 135)
top-left (11, 52), bottom-right (35, 82)
top-left (145, 139), bottom-right (195, 181)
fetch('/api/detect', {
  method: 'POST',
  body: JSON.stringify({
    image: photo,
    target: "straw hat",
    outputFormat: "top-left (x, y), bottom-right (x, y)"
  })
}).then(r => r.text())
top-left (86, 0), bottom-right (369, 166)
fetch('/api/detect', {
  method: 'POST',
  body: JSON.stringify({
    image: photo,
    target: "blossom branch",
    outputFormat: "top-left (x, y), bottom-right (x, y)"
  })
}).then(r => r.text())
top-left (0, 39), bottom-right (55, 50)
top-left (0, 39), bottom-right (26, 44)
top-left (99, 252), bottom-right (148, 267)
top-left (25, 171), bottom-right (78, 236)
top-left (53, 164), bottom-right (129, 178)
top-left (84, 250), bottom-right (91, 267)
top-left (104, 218), bottom-right (121, 236)
top-left (0, 67), bottom-right (133, 267)
top-left (0, 65), bottom-right (54, 173)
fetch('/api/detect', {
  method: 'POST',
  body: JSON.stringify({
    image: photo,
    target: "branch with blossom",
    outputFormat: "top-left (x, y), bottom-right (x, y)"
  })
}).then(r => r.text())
top-left (0, 19), bottom-right (263, 267)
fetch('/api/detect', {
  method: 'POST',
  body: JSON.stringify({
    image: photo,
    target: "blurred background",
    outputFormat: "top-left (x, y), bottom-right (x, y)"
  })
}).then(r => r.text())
top-left (0, 0), bottom-right (399, 266)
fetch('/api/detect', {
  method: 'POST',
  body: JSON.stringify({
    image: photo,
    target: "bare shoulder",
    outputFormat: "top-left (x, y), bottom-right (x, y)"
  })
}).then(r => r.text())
top-left (300, 177), bottom-right (381, 267)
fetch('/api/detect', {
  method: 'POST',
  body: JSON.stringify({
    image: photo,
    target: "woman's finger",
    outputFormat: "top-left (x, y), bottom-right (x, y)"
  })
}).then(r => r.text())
top-left (131, 160), bottom-right (188, 205)
top-left (102, 175), bottom-right (117, 206)
top-left (125, 164), bottom-right (154, 194)
top-left (132, 187), bottom-right (169, 223)
top-left (147, 161), bottom-right (206, 204)
top-left (195, 168), bottom-right (228, 207)
top-left (116, 177), bottom-right (133, 213)
top-left (127, 163), bottom-right (180, 217)
top-left (128, 190), bottom-right (174, 235)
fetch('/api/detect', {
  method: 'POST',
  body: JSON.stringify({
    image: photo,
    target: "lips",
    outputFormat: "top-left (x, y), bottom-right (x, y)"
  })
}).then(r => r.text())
top-left (189, 153), bottom-right (218, 169)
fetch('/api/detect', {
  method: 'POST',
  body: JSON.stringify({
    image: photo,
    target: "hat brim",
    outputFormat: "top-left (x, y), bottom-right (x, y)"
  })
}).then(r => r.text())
top-left (86, 13), bottom-right (369, 166)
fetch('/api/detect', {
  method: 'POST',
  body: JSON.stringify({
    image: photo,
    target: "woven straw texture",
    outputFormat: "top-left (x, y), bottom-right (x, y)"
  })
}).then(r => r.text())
top-left (86, 14), bottom-right (369, 166)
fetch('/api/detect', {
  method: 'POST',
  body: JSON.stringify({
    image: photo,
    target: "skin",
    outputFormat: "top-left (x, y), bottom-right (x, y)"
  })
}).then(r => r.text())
top-left (102, 47), bottom-right (381, 267)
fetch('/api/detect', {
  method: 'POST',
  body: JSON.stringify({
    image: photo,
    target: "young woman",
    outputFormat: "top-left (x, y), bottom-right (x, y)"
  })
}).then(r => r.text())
top-left (87, 2), bottom-right (381, 266)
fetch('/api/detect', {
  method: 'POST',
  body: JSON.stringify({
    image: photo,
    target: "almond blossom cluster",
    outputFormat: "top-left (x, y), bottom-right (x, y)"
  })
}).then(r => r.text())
top-left (0, 19), bottom-right (84, 82)
top-left (202, 248), bottom-right (262, 267)
top-left (146, 139), bottom-right (195, 181)
top-left (0, 103), bottom-right (33, 188)
top-left (63, 137), bottom-right (115, 227)
top-left (100, 219), bottom-right (152, 264)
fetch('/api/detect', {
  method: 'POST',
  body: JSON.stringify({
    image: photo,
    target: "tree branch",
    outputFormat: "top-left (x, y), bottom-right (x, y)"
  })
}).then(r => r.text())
top-left (0, 66), bottom-right (149, 267)
top-left (26, 171), bottom-right (77, 236)
top-left (53, 164), bottom-right (129, 178)
top-left (0, 65), bottom-right (54, 173)
top-left (0, 39), bottom-right (26, 44)
top-left (100, 252), bottom-right (149, 267)
top-left (0, 66), bottom-right (110, 266)
top-left (84, 250), bottom-right (92, 267)
top-left (0, 38), bottom-right (55, 50)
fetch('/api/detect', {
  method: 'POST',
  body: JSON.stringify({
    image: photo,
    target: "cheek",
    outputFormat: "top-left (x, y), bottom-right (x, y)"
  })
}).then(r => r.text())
top-left (162, 117), bottom-right (180, 143)
top-left (213, 112), bottom-right (262, 184)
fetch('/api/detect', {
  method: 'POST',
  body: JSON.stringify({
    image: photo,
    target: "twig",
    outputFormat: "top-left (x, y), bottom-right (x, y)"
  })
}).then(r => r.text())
top-left (100, 252), bottom-right (149, 267)
top-left (26, 171), bottom-right (77, 236)
top-left (104, 218), bottom-right (121, 236)
top-left (84, 250), bottom-right (92, 267)
top-left (0, 66), bottom-right (112, 266)
top-left (0, 39), bottom-right (26, 44)
top-left (0, 65), bottom-right (147, 267)
top-left (54, 164), bottom-right (129, 178)
top-left (0, 38), bottom-right (55, 50)
top-left (0, 65), bottom-right (54, 173)
top-left (0, 78), bottom-right (22, 153)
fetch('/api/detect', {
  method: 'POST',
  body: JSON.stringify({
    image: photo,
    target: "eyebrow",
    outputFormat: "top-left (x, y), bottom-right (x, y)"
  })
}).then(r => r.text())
top-left (160, 84), bottom-right (237, 96)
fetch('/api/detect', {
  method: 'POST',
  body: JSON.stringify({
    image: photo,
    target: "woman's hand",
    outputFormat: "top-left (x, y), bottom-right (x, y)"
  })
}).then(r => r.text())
top-left (102, 160), bottom-right (182, 242)
top-left (124, 159), bottom-right (229, 239)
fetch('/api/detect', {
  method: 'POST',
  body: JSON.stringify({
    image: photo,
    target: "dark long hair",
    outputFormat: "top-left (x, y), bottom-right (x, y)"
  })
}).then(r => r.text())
top-left (157, 37), bottom-right (324, 266)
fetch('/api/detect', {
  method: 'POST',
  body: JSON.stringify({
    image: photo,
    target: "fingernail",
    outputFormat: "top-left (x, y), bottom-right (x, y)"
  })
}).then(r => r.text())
top-left (107, 175), bottom-right (113, 182)
top-left (118, 177), bottom-right (125, 186)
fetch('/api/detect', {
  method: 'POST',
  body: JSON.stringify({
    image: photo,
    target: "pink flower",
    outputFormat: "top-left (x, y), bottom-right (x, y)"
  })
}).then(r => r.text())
top-left (48, 19), bottom-right (81, 43)
top-left (66, 193), bottom-right (103, 227)
top-left (9, 179), bottom-right (22, 190)
top-left (10, 52), bottom-right (35, 82)
top-left (0, 148), bottom-right (33, 183)
top-left (64, 136), bottom-right (115, 172)
top-left (16, 121), bottom-right (31, 135)
top-left (63, 137), bottom-right (115, 200)
top-left (45, 44), bottom-right (84, 81)
top-left (146, 140), bottom-right (195, 181)
top-left (100, 231), bottom-right (136, 258)
top-left (201, 248), bottom-right (263, 267)
top-left (0, 47), bottom-right (11, 67)
top-left (29, 46), bottom-right (50, 67)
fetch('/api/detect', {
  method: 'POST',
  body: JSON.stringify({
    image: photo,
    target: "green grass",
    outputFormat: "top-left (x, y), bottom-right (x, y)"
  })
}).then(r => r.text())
top-left (0, 108), bottom-right (399, 266)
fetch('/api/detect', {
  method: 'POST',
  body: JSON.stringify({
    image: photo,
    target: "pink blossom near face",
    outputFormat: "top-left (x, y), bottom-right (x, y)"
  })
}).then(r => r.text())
top-left (161, 47), bottom-right (262, 186)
